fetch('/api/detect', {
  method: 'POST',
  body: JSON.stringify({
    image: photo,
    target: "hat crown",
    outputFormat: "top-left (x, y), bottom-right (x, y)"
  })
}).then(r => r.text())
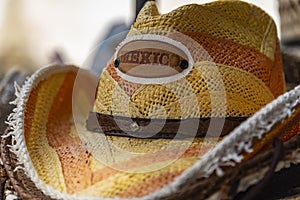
top-left (94, 1), bottom-right (285, 120)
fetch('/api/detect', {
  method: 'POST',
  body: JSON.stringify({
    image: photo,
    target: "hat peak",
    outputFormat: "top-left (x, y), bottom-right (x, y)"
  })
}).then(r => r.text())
top-left (136, 1), bottom-right (159, 20)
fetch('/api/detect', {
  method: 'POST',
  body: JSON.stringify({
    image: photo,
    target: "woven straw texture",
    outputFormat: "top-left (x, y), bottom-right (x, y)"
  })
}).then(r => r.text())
top-left (3, 1), bottom-right (298, 200)
top-left (97, 62), bottom-right (274, 119)
top-left (130, 1), bottom-right (277, 60)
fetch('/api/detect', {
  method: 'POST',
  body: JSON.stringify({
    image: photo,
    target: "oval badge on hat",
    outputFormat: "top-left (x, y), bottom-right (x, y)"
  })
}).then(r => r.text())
top-left (114, 34), bottom-right (194, 84)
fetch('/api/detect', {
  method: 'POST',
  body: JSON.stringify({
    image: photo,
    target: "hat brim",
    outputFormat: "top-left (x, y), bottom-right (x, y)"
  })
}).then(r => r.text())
top-left (3, 65), bottom-right (300, 199)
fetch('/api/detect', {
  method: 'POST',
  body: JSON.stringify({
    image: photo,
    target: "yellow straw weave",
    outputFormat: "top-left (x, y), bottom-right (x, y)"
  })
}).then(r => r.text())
top-left (94, 62), bottom-right (274, 119)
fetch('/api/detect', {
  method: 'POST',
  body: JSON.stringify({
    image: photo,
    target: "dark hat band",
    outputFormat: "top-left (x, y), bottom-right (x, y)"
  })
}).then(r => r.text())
top-left (86, 112), bottom-right (247, 139)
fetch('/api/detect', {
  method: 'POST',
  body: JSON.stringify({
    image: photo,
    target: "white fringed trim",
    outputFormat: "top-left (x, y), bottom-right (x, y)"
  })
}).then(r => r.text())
top-left (5, 194), bottom-right (21, 200)
top-left (4, 63), bottom-right (300, 200)
top-left (114, 34), bottom-right (194, 84)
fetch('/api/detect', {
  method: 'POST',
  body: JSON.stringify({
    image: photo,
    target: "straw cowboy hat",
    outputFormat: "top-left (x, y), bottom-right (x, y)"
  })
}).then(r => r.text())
top-left (1, 0), bottom-right (300, 199)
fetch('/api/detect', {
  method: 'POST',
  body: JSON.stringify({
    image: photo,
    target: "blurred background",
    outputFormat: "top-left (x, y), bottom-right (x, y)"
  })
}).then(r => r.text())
top-left (0, 0), bottom-right (280, 73)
